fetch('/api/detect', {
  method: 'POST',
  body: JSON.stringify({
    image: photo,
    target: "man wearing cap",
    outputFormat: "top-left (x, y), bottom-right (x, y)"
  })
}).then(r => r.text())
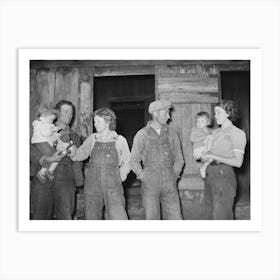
top-left (130, 99), bottom-right (184, 220)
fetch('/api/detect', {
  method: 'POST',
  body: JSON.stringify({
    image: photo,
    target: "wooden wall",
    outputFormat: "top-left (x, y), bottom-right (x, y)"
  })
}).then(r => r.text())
top-left (155, 64), bottom-right (220, 190)
top-left (30, 67), bottom-right (94, 138)
top-left (29, 64), bottom-right (155, 138)
top-left (30, 60), bottom-right (249, 192)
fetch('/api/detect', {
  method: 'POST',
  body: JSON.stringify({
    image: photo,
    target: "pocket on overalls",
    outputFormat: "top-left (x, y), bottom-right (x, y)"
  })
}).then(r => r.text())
top-left (104, 152), bottom-right (112, 164)
top-left (162, 143), bottom-right (171, 161)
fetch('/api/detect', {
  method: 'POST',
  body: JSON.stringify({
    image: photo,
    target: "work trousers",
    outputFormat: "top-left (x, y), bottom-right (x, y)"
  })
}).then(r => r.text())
top-left (204, 164), bottom-right (237, 220)
top-left (30, 163), bottom-right (75, 220)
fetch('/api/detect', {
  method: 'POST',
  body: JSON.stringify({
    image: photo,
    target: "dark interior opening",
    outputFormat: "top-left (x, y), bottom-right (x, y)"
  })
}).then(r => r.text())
top-left (220, 71), bottom-right (250, 204)
top-left (93, 75), bottom-right (155, 207)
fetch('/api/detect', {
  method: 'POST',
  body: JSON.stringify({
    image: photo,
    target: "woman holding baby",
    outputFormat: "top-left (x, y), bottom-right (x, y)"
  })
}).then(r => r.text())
top-left (201, 100), bottom-right (247, 220)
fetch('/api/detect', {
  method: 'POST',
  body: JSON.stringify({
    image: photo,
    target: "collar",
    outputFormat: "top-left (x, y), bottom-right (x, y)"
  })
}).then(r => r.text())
top-left (145, 121), bottom-right (169, 134)
top-left (221, 121), bottom-right (234, 130)
top-left (94, 130), bottom-right (118, 141)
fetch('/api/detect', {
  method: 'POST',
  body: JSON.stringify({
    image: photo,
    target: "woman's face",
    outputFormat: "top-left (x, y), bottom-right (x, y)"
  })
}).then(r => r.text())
top-left (94, 115), bottom-right (109, 133)
top-left (214, 106), bottom-right (229, 125)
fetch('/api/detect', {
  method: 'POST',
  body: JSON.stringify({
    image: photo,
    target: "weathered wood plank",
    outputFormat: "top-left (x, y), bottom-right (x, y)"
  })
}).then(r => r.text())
top-left (159, 92), bottom-right (219, 104)
top-left (54, 68), bottom-right (64, 103)
top-left (54, 67), bottom-right (72, 103)
top-left (94, 65), bottom-right (154, 76)
top-left (108, 95), bottom-right (154, 103)
top-left (48, 68), bottom-right (56, 106)
top-left (30, 60), bottom-right (250, 70)
top-left (79, 67), bottom-right (93, 137)
top-left (158, 77), bottom-right (219, 92)
top-left (36, 69), bottom-right (51, 106)
top-left (70, 68), bottom-right (79, 130)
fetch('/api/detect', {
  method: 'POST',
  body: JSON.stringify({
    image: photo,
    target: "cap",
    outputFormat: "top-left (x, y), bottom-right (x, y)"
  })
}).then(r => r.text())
top-left (148, 100), bottom-right (172, 114)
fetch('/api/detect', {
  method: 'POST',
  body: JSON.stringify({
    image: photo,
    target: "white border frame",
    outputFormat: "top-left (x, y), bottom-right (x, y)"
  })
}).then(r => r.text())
top-left (18, 48), bottom-right (262, 232)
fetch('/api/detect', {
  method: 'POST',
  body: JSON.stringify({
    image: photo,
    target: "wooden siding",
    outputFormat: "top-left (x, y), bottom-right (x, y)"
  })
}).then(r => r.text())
top-left (156, 65), bottom-right (219, 190)
top-left (29, 67), bottom-right (93, 138)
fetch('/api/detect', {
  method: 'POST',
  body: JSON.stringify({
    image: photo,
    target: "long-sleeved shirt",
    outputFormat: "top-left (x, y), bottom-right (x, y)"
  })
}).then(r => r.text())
top-left (129, 122), bottom-right (184, 179)
top-left (71, 131), bottom-right (131, 182)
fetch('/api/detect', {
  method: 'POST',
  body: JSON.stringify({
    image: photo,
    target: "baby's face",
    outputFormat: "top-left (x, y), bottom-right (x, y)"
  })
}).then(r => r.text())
top-left (197, 116), bottom-right (209, 129)
top-left (43, 113), bottom-right (56, 123)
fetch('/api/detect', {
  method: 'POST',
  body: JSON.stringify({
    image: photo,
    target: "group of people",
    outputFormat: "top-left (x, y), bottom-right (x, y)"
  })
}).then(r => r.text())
top-left (30, 98), bottom-right (246, 221)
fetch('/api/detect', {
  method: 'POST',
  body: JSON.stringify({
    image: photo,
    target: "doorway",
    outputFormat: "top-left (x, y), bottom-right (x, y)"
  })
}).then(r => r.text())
top-left (220, 71), bottom-right (250, 204)
top-left (93, 75), bottom-right (155, 218)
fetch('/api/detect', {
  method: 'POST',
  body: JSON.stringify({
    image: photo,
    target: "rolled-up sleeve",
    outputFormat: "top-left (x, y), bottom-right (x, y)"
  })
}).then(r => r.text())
top-left (129, 130), bottom-right (145, 179)
top-left (116, 136), bottom-right (131, 182)
top-left (71, 134), bottom-right (94, 162)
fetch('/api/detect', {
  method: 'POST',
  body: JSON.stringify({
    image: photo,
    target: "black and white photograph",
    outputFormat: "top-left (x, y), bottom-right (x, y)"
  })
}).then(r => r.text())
top-left (1, 1), bottom-right (279, 280)
top-left (18, 49), bottom-right (261, 231)
top-left (29, 59), bottom-right (250, 221)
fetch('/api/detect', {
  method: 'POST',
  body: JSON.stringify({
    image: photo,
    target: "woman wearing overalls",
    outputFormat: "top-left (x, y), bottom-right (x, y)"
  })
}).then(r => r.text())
top-left (70, 108), bottom-right (130, 220)
top-left (201, 100), bottom-right (247, 220)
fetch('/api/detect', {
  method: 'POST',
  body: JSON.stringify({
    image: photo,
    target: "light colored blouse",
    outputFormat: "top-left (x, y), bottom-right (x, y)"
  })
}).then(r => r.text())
top-left (210, 123), bottom-right (246, 157)
top-left (71, 131), bottom-right (131, 182)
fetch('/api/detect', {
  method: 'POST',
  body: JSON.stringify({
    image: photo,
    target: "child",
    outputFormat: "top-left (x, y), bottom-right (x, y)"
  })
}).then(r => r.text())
top-left (31, 105), bottom-right (73, 180)
top-left (190, 111), bottom-right (213, 178)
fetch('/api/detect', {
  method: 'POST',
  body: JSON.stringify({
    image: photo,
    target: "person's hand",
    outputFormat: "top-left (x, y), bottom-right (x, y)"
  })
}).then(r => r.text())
top-left (201, 152), bottom-right (214, 163)
top-left (36, 170), bottom-right (46, 183)
top-left (193, 150), bottom-right (201, 160)
top-left (39, 151), bottom-right (65, 166)
top-left (68, 145), bottom-right (77, 158)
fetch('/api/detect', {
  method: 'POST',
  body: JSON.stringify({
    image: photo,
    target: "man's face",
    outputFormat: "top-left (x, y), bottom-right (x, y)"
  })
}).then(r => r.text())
top-left (58, 104), bottom-right (73, 125)
top-left (154, 109), bottom-right (170, 125)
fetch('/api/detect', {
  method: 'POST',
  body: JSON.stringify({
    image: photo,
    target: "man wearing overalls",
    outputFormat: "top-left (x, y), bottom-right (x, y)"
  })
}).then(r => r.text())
top-left (130, 100), bottom-right (184, 220)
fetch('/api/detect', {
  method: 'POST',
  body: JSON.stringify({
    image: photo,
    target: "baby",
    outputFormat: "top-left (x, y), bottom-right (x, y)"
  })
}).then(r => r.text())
top-left (31, 105), bottom-right (73, 180)
top-left (190, 111), bottom-right (213, 178)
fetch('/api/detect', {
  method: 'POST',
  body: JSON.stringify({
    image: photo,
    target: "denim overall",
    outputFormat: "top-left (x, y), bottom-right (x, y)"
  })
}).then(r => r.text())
top-left (84, 141), bottom-right (128, 220)
top-left (204, 163), bottom-right (237, 220)
top-left (141, 129), bottom-right (182, 220)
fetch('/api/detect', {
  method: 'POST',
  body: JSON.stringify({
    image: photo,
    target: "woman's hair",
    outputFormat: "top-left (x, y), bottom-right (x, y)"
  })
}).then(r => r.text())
top-left (216, 99), bottom-right (239, 122)
top-left (93, 108), bottom-right (117, 130)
